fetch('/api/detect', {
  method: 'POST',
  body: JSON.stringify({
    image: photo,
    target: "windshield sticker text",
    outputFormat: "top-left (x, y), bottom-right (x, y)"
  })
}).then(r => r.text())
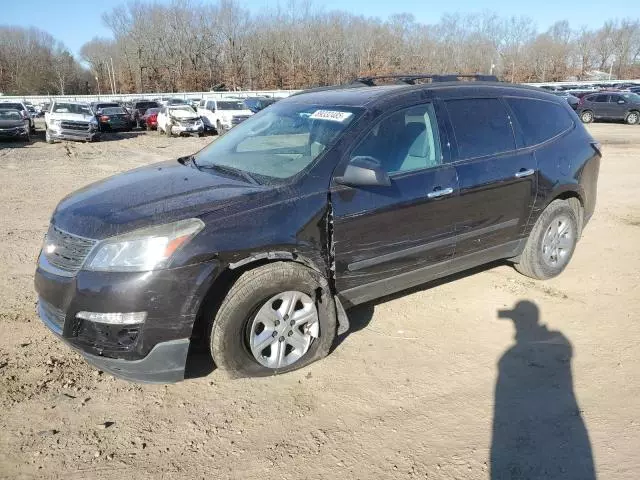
top-left (309, 110), bottom-right (353, 122)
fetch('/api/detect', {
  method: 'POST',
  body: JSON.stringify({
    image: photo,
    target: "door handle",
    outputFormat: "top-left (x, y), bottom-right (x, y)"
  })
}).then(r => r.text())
top-left (427, 187), bottom-right (454, 199)
top-left (514, 168), bottom-right (535, 178)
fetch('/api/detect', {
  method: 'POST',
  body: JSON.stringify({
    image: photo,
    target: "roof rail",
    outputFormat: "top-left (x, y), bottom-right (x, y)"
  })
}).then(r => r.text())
top-left (353, 73), bottom-right (499, 86)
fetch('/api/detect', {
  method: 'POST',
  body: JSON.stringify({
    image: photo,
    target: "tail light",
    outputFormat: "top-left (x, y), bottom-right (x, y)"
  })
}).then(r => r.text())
top-left (100, 115), bottom-right (110, 122)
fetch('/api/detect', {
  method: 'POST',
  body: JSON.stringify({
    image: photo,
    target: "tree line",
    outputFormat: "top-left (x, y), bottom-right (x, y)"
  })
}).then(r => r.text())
top-left (1, 1), bottom-right (639, 95)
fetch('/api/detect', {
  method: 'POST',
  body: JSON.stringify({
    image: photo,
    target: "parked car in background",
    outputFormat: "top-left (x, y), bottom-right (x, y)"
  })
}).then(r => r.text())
top-left (45, 101), bottom-right (99, 143)
top-left (166, 98), bottom-right (188, 106)
top-left (140, 107), bottom-right (160, 130)
top-left (577, 92), bottom-right (640, 124)
top-left (157, 105), bottom-right (204, 137)
top-left (38, 103), bottom-right (51, 117)
top-left (131, 100), bottom-right (160, 128)
top-left (552, 91), bottom-right (579, 110)
top-left (0, 108), bottom-right (31, 141)
top-left (197, 97), bottom-right (253, 133)
top-left (97, 106), bottom-right (133, 131)
top-left (243, 96), bottom-right (277, 113)
top-left (0, 101), bottom-right (36, 133)
top-left (91, 102), bottom-right (121, 131)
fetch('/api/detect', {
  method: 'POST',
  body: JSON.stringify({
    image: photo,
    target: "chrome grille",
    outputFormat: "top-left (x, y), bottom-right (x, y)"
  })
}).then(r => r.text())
top-left (60, 121), bottom-right (90, 131)
top-left (38, 298), bottom-right (66, 334)
top-left (43, 224), bottom-right (97, 274)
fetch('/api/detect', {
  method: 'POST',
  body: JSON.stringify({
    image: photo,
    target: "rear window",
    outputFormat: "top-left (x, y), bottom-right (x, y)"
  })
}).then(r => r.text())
top-left (135, 101), bottom-right (159, 109)
top-left (0, 103), bottom-right (23, 110)
top-left (446, 98), bottom-right (515, 160)
top-left (506, 98), bottom-right (574, 147)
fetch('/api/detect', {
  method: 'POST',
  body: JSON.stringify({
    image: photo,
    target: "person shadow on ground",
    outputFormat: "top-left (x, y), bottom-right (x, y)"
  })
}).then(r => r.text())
top-left (491, 301), bottom-right (595, 480)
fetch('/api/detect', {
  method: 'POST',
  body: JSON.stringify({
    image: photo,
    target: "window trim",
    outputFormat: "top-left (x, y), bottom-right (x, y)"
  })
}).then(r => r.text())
top-left (336, 101), bottom-right (447, 180)
top-left (503, 95), bottom-right (575, 150)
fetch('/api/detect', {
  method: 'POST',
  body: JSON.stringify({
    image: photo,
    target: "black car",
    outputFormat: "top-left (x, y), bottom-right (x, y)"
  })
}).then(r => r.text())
top-left (0, 101), bottom-right (36, 133)
top-left (577, 92), bottom-right (640, 124)
top-left (97, 106), bottom-right (133, 131)
top-left (34, 75), bottom-right (600, 383)
top-left (0, 108), bottom-right (31, 141)
top-left (131, 100), bottom-right (160, 127)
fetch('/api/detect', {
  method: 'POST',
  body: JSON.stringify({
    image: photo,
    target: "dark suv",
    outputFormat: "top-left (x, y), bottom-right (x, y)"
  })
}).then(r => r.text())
top-left (34, 75), bottom-right (600, 383)
top-left (577, 92), bottom-right (640, 124)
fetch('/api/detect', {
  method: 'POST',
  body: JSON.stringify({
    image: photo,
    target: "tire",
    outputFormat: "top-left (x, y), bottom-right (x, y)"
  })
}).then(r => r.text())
top-left (625, 110), bottom-right (639, 125)
top-left (210, 262), bottom-right (337, 378)
top-left (146, 124), bottom-right (151, 131)
top-left (45, 129), bottom-right (54, 144)
top-left (514, 199), bottom-right (580, 280)
top-left (580, 110), bottom-right (594, 124)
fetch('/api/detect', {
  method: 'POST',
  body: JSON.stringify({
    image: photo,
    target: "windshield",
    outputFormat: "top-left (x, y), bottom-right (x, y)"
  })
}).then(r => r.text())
top-left (1, 103), bottom-right (24, 111)
top-left (217, 101), bottom-right (246, 110)
top-left (167, 99), bottom-right (187, 105)
top-left (169, 106), bottom-right (197, 115)
top-left (0, 109), bottom-right (22, 120)
top-left (194, 102), bottom-right (362, 183)
top-left (136, 102), bottom-right (158, 109)
top-left (145, 108), bottom-right (160, 115)
top-left (102, 107), bottom-right (126, 115)
top-left (53, 103), bottom-right (92, 115)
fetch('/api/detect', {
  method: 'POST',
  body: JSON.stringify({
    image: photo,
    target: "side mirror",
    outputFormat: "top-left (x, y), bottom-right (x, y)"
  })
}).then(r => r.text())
top-left (335, 156), bottom-right (391, 187)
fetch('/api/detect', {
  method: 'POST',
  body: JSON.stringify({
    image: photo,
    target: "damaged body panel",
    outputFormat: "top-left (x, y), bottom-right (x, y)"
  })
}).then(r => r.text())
top-left (35, 80), bottom-right (599, 382)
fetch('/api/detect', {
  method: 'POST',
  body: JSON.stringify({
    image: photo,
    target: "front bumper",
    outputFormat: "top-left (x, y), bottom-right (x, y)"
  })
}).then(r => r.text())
top-left (0, 127), bottom-right (29, 138)
top-left (49, 129), bottom-right (99, 142)
top-left (35, 254), bottom-right (220, 383)
top-left (170, 124), bottom-right (204, 135)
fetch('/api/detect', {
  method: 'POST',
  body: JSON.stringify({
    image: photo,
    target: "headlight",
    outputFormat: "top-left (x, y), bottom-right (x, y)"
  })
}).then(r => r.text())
top-left (51, 119), bottom-right (62, 127)
top-left (84, 218), bottom-right (204, 272)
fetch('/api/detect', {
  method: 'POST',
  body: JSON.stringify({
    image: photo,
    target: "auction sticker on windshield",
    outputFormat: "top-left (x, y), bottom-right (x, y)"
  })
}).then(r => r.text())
top-left (309, 110), bottom-right (353, 122)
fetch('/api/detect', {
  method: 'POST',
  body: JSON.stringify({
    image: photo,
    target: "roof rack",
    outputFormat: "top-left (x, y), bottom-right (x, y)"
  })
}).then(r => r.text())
top-left (353, 73), bottom-right (499, 86)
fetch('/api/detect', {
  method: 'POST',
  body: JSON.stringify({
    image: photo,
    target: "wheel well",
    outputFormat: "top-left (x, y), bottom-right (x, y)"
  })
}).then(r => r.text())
top-left (553, 191), bottom-right (584, 237)
top-left (189, 257), bottom-right (319, 350)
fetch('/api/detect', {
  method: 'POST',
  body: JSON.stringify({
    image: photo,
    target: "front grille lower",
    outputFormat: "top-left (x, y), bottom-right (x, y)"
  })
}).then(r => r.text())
top-left (60, 121), bottom-right (90, 131)
top-left (43, 224), bottom-right (97, 274)
top-left (231, 115), bottom-right (250, 126)
top-left (38, 298), bottom-right (66, 334)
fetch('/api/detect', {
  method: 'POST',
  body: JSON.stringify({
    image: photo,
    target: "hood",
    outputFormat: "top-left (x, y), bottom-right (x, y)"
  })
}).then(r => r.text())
top-left (52, 160), bottom-right (269, 239)
top-left (169, 110), bottom-right (199, 120)
top-left (49, 112), bottom-right (94, 122)
top-left (0, 119), bottom-right (26, 128)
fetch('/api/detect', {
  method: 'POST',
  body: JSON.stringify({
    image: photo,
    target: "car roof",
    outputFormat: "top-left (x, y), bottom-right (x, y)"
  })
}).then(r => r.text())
top-left (283, 82), bottom-right (562, 107)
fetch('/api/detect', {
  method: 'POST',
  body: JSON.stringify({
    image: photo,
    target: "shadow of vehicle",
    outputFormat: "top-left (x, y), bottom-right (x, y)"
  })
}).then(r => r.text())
top-left (491, 301), bottom-right (595, 480)
top-left (99, 131), bottom-right (149, 142)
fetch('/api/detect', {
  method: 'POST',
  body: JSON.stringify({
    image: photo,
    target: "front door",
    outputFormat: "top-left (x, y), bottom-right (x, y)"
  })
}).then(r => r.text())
top-left (331, 103), bottom-right (460, 306)
top-left (442, 97), bottom-right (537, 258)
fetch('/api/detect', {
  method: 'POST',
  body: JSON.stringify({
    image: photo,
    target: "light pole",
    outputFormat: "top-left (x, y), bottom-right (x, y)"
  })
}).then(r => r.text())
top-left (608, 55), bottom-right (615, 81)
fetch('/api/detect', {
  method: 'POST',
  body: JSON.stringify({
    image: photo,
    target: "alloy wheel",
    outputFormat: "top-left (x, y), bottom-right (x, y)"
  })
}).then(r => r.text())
top-left (541, 215), bottom-right (573, 268)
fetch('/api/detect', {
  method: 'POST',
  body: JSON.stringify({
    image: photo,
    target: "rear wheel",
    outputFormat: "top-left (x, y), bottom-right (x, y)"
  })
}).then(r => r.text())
top-left (209, 262), bottom-right (337, 378)
top-left (580, 110), bottom-right (594, 124)
top-left (625, 110), bottom-right (639, 125)
top-left (514, 199), bottom-right (579, 280)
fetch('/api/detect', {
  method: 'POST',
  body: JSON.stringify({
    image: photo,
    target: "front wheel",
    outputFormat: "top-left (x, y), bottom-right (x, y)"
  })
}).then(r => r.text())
top-left (625, 111), bottom-right (639, 125)
top-left (580, 110), bottom-right (594, 124)
top-left (45, 129), bottom-right (54, 144)
top-left (210, 262), bottom-right (337, 378)
top-left (514, 199), bottom-right (580, 280)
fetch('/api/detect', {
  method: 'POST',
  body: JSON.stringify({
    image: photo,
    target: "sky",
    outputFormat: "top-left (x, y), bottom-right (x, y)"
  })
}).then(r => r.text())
top-left (4, 0), bottom-right (639, 57)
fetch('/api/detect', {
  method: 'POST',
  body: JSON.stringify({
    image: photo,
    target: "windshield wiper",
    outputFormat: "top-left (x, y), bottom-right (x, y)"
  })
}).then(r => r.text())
top-left (199, 163), bottom-right (259, 184)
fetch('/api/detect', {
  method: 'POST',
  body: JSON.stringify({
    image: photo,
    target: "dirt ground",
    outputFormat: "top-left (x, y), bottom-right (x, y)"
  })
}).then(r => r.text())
top-left (0, 120), bottom-right (639, 479)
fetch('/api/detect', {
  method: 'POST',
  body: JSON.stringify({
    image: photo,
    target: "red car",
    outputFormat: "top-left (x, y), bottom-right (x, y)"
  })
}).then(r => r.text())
top-left (141, 108), bottom-right (160, 130)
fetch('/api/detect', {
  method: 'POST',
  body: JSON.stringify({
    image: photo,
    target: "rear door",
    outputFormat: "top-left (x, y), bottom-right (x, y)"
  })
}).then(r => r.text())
top-left (607, 94), bottom-right (627, 120)
top-left (331, 102), bottom-right (460, 304)
top-left (443, 97), bottom-right (537, 259)
top-left (589, 94), bottom-right (610, 118)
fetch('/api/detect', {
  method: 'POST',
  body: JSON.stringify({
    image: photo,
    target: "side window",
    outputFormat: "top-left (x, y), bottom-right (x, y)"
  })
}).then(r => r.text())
top-left (505, 98), bottom-right (574, 146)
top-left (199, 99), bottom-right (205, 107)
top-left (610, 95), bottom-right (623, 103)
top-left (206, 101), bottom-right (216, 111)
top-left (445, 98), bottom-right (515, 160)
top-left (594, 95), bottom-right (608, 103)
top-left (350, 104), bottom-right (442, 174)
